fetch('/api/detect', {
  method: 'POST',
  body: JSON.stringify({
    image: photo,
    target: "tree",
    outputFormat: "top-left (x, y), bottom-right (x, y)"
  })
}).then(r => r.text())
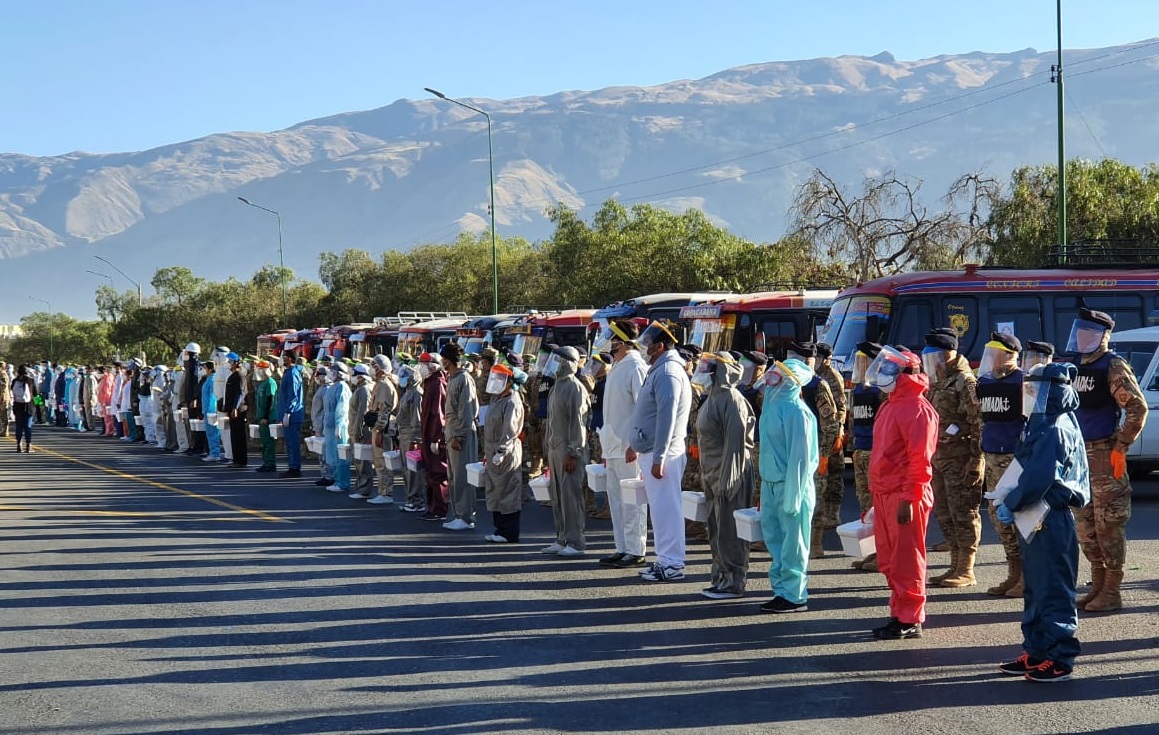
top-left (789, 169), bottom-right (999, 281)
top-left (7, 312), bottom-right (114, 365)
top-left (95, 285), bottom-right (138, 325)
top-left (151, 266), bottom-right (205, 306)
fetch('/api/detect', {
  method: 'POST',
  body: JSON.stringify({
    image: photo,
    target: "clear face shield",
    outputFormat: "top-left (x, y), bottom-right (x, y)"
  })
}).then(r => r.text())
top-left (486, 366), bottom-right (513, 395)
top-left (866, 346), bottom-right (914, 393)
top-left (691, 356), bottom-right (718, 391)
top-left (539, 352), bottom-right (560, 378)
top-left (1021, 350), bottom-right (1052, 372)
top-left (852, 352), bottom-right (872, 385)
top-left (637, 322), bottom-right (677, 352)
top-left (979, 342), bottom-right (1018, 379)
top-left (1022, 365), bottom-right (1050, 418)
top-left (1066, 319), bottom-right (1107, 355)
top-left (593, 323), bottom-right (632, 354)
top-left (921, 347), bottom-right (948, 379)
top-left (738, 358), bottom-right (755, 386)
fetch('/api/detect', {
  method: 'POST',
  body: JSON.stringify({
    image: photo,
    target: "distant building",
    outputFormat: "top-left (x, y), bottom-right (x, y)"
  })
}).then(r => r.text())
top-left (0, 324), bottom-right (24, 338)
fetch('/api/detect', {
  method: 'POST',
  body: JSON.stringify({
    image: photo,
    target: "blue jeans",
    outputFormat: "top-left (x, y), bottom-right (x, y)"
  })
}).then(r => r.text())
top-left (285, 417), bottom-right (304, 470)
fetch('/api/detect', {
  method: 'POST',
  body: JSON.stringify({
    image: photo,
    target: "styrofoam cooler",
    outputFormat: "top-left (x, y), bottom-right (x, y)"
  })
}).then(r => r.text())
top-left (466, 461), bottom-right (485, 487)
top-left (585, 463), bottom-right (608, 493)
top-left (133, 414), bottom-right (142, 424)
top-left (529, 474), bottom-right (551, 501)
top-left (189, 419), bottom-right (206, 431)
top-left (206, 412), bottom-right (219, 425)
top-left (268, 423), bottom-right (283, 439)
top-left (837, 519), bottom-right (876, 557)
top-left (106, 406), bottom-right (116, 416)
top-left (353, 443), bottom-right (374, 461)
top-left (338, 444), bottom-right (350, 460)
top-left (384, 449), bottom-right (402, 470)
top-left (178, 407), bottom-right (188, 421)
top-left (681, 491), bottom-right (708, 522)
top-left (216, 415), bottom-right (230, 430)
top-left (733, 507), bottom-right (762, 542)
top-left (405, 449), bottom-right (424, 472)
top-left (620, 478), bottom-right (648, 505)
top-left (305, 436), bottom-right (324, 454)
top-left (248, 424), bottom-right (261, 440)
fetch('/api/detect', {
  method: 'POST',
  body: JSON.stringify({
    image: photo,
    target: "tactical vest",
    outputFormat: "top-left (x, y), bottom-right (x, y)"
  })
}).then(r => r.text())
top-left (850, 384), bottom-right (882, 451)
top-left (976, 370), bottom-right (1025, 454)
top-left (801, 375), bottom-right (821, 422)
top-left (1074, 352), bottom-right (1117, 441)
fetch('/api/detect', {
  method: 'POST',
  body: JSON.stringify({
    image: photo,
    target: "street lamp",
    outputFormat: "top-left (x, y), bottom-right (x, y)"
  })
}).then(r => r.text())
top-left (86, 269), bottom-right (114, 285)
top-left (29, 296), bottom-right (52, 360)
top-left (238, 196), bottom-right (288, 326)
top-left (93, 254), bottom-right (143, 306)
top-left (424, 87), bottom-right (499, 314)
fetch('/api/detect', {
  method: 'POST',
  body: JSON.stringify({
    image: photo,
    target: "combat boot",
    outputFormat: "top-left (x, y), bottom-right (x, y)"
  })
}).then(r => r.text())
top-left (940, 552), bottom-right (977, 587)
top-left (930, 547), bottom-right (958, 585)
top-left (1004, 574), bottom-right (1024, 598)
top-left (987, 559), bottom-right (1022, 596)
top-left (1076, 567), bottom-right (1106, 609)
top-left (809, 533), bottom-right (825, 560)
top-left (1083, 569), bottom-right (1123, 613)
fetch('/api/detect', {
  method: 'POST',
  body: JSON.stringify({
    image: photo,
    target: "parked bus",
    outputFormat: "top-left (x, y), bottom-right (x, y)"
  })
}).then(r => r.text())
top-left (315, 323), bottom-right (377, 361)
top-left (818, 265), bottom-right (1159, 372)
top-left (587, 292), bottom-right (738, 348)
top-left (681, 289), bottom-right (839, 360)
top-left (256, 329), bottom-right (297, 358)
top-left (396, 316), bottom-right (474, 357)
top-left (359, 312), bottom-right (468, 360)
top-left (282, 328), bottom-right (328, 361)
top-left (499, 309), bottom-right (595, 360)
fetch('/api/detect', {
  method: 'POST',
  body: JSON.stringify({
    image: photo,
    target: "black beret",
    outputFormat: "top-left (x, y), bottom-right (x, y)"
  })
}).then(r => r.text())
top-left (678, 343), bottom-right (702, 358)
top-left (574, 346), bottom-right (588, 358)
top-left (988, 331), bottom-right (1022, 353)
top-left (924, 328), bottom-right (958, 351)
top-left (505, 352), bottom-right (524, 368)
top-left (728, 350), bottom-right (745, 363)
top-left (742, 350), bottom-right (768, 366)
top-left (677, 348), bottom-right (696, 362)
top-left (1079, 308), bottom-right (1115, 330)
top-left (816, 342), bottom-right (833, 358)
top-left (1025, 340), bottom-right (1055, 356)
top-left (789, 341), bottom-right (817, 357)
top-left (855, 341), bottom-right (883, 359)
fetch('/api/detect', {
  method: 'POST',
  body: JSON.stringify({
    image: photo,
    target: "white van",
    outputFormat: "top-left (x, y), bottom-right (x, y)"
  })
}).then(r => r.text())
top-left (1108, 326), bottom-right (1159, 479)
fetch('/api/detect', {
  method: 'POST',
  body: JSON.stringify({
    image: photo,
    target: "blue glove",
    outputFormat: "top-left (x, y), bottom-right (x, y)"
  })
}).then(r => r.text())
top-left (996, 504), bottom-right (1015, 525)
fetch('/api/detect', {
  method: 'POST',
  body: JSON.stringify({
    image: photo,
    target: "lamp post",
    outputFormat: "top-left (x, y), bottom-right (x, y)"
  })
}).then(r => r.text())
top-left (424, 87), bottom-right (499, 314)
top-left (29, 296), bottom-right (52, 360)
top-left (93, 254), bottom-right (143, 306)
top-left (1053, 0), bottom-right (1068, 262)
top-left (86, 269), bottom-right (114, 285)
top-left (238, 196), bottom-right (288, 326)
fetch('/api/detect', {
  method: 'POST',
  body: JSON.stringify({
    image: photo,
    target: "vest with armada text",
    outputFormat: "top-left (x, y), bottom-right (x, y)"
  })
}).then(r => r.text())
top-left (976, 370), bottom-right (1025, 454)
top-left (850, 384), bottom-right (882, 451)
top-left (1074, 352), bottom-right (1118, 442)
top-left (801, 375), bottom-right (822, 422)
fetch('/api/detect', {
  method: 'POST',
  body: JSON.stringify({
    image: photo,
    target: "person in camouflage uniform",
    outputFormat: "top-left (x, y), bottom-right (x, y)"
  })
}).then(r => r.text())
top-left (816, 343), bottom-right (848, 530)
top-left (523, 346), bottom-right (552, 484)
top-left (848, 342), bottom-right (883, 572)
top-left (788, 342), bottom-right (840, 559)
top-left (680, 345), bottom-right (708, 541)
top-left (976, 332), bottom-right (1027, 597)
top-left (923, 327), bottom-right (984, 588)
top-left (1067, 308), bottom-right (1148, 613)
top-left (574, 347), bottom-right (600, 516)
top-left (472, 348), bottom-right (498, 456)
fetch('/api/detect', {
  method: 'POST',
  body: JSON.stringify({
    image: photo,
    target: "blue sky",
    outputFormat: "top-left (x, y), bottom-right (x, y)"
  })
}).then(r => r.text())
top-left (2, 0), bottom-right (1157, 156)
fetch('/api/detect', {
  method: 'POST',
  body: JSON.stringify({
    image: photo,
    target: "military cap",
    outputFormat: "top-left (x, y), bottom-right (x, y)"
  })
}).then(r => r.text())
top-left (924, 328), bottom-right (958, 351)
top-left (988, 331), bottom-right (1022, 353)
top-left (1079, 307), bottom-right (1115, 330)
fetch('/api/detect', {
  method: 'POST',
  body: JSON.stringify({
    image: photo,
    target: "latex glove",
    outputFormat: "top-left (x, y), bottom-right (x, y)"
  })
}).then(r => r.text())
top-left (430, 441), bottom-right (440, 454)
top-left (492, 452), bottom-right (503, 465)
top-left (817, 456), bottom-right (829, 475)
top-left (564, 455), bottom-right (576, 474)
top-left (374, 432), bottom-right (383, 448)
top-left (897, 499), bottom-right (914, 525)
top-left (282, 413), bottom-right (290, 428)
top-left (996, 504), bottom-right (1015, 525)
top-left (1111, 449), bottom-right (1127, 480)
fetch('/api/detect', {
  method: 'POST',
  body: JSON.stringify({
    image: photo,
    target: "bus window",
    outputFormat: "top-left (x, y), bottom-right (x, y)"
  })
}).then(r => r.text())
top-left (691, 315), bottom-right (736, 354)
top-left (1055, 295), bottom-right (1143, 345)
top-left (756, 317), bottom-right (797, 359)
top-left (986, 295), bottom-right (1044, 345)
top-left (893, 298), bottom-right (934, 351)
top-left (941, 296), bottom-right (979, 358)
top-left (818, 295), bottom-right (891, 365)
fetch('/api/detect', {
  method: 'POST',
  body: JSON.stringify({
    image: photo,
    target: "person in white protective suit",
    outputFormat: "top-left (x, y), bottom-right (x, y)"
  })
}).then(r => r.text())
top-left (324, 362), bottom-right (352, 493)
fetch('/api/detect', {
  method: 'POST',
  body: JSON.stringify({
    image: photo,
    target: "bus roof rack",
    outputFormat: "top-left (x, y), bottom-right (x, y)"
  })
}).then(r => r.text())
top-left (1044, 239), bottom-right (1159, 268)
top-left (751, 282), bottom-right (846, 292)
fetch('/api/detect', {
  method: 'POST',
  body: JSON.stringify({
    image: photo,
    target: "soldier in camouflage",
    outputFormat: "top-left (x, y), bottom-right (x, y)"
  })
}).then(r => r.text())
top-left (680, 345), bottom-right (708, 541)
top-left (923, 327), bottom-right (984, 588)
top-left (788, 342), bottom-right (840, 559)
top-left (1067, 308), bottom-right (1148, 613)
top-left (523, 346), bottom-right (552, 485)
top-left (848, 342), bottom-right (883, 572)
top-left (816, 343), bottom-right (848, 530)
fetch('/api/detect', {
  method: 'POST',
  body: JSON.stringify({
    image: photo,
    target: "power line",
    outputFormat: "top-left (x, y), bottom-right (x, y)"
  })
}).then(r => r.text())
top-left (1067, 38), bottom-right (1159, 68)
top-left (1065, 89), bottom-right (1109, 159)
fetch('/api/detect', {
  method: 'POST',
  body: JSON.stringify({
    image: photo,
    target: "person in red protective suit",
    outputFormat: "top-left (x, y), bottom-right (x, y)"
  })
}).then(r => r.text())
top-left (418, 353), bottom-right (450, 521)
top-left (867, 346), bottom-right (939, 640)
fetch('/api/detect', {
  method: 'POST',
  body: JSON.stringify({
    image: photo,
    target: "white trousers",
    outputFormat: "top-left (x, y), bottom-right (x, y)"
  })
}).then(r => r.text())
top-left (173, 402), bottom-right (190, 452)
top-left (639, 451), bottom-right (686, 569)
top-left (606, 456), bottom-right (647, 557)
top-left (140, 397), bottom-right (155, 443)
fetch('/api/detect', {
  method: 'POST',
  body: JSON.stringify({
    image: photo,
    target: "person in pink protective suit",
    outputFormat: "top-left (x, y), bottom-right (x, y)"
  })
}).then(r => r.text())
top-left (867, 346), bottom-right (939, 640)
top-left (97, 367), bottom-right (116, 435)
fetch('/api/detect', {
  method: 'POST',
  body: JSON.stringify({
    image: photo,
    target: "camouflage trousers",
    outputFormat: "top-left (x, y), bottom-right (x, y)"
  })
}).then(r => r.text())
top-left (852, 449), bottom-right (872, 515)
top-left (931, 439), bottom-right (984, 556)
top-left (584, 430), bottom-right (602, 513)
top-left (524, 418), bottom-right (545, 478)
top-left (820, 448), bottom-right (846, 525)
top-left (1076, 439), bottom-right (1132, 572)
top-left (983, 452), bottom-right (1020, 564)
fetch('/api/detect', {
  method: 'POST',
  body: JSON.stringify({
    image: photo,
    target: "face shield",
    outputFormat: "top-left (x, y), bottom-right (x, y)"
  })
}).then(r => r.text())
top-left (921, 347), bottom-right (947, 379)
top-left (738, 357), bottom-right (755, 386)
top-left (486, 365), bottom-right (513, 395)
top-left (593, 323), bottom-right (632, 353)
top-left (866, 346), bottom-right (915, 393)
top-left (1066, 319), bottom-right (1108, 355)
top-left (1021, 350), bottom-right (1052, 372)
top-left (852, 352), bottom-right (872, 385)
top-left (691, 356), bottom-right (718, 391)
top-left (539, 352), bottom-right (560, 378)
top-left (637, 322), bottom-right (677, 352)
top-left (979, 341), bottom-right (1018, 379)
top-left (1022, 365), bottom-right (1050, 417)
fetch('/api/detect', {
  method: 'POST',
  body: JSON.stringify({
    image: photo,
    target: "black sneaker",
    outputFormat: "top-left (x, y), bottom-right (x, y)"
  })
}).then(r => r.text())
top-left (760, 597), bottom-right (807, 614)
top-left (1024, 660), bottom-right (1073, 682)
top-left (314, 478), bottom-right (333, 486)
top-left (279, 469), bottom-right (302, 479)
top-left (420, 512), bottom-right (446, 522)
top-left (612, 554), bottom-right (646, 568)
top-left (873, 619), bottom-right (923, 640)
top-left (401, 502), bottom-right (426, 513)
top-left (701, 587), bottom-right (743, 600)
top-left (998, 652), bottom-right (1043, 676)
top-left (599, 553), bottom-right (627, 567)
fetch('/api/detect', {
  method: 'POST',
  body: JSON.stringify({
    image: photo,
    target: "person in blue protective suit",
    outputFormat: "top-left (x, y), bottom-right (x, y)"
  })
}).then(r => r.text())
top-left (757, 358), bottom-right (820, 614)
top-left (993, 362), bottom-right (1091, 683)
top-left (325, 362), bottom-right (353, 493)
top-left (200, 361), bottom-right (224, 461)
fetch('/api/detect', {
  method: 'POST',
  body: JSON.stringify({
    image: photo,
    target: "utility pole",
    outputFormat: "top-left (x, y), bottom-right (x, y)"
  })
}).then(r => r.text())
top-left (1053, 0), bottom-right (1068, 262)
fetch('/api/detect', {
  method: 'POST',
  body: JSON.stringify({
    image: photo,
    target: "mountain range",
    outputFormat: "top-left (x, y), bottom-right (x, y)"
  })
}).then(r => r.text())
top-left (3, 39), bottom-right (1159, 323)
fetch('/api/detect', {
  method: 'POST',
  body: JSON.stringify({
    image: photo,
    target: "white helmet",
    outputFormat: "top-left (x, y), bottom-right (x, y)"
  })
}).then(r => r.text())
top-left (185, 342), bottom-right (201, 354)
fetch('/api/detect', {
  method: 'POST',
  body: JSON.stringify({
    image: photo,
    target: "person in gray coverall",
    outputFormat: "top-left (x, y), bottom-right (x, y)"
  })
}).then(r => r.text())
top-left (541, 345), bottom-right (591, 557)
top-left (693, 351), bottom-right (757, 599)
top-left (483, 363), bottom-right (525, 543)
top-left (441, 343), bottom-right (480, 530)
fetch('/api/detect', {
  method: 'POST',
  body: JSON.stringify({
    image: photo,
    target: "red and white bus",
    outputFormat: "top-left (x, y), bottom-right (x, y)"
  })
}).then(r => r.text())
top-left (818, 265), bottom-right (1159, 371)
top-left (682, 289), bottom-right (839, 359)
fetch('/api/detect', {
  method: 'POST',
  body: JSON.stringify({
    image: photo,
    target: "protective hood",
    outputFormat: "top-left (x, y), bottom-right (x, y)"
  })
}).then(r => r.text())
top-left (764, 358), bottom-right (811, 404)
top-left (714, 355), bottom-right (743, 392)
top-left (1025, 362), bottom-right (1080, 422)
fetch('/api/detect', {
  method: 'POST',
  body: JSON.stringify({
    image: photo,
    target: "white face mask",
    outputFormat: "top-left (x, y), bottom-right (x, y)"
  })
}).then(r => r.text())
top-left (691, 372), bottom-right (714, 391)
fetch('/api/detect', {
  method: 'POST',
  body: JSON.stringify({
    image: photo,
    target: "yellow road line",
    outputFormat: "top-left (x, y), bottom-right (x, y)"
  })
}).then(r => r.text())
top-left (0, 504), bottom-right (254, 521)
top-left (4, 438), bottom-right (287, 523)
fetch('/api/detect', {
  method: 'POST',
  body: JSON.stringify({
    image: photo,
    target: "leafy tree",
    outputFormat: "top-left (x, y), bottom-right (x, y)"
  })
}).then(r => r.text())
top-left (7, 312), bottom-right (114, 365)
top-left (151, 266), bottom-right (205, 306)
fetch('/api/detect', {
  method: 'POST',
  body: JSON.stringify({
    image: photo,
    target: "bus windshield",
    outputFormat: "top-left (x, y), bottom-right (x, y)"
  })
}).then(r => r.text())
top-left (818, 295), bottom-right (892, 367)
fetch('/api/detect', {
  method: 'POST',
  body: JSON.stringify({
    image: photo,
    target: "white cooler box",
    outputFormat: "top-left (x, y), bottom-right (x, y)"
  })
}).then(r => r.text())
top-left (132, 414), bottom-right (142, 424)
top-left (189, 419), bottom-right (206, 432)
top-left (466, 461), bottom-right (485, 487)
top-left (733, 507), bottom-right (762, 542)
top-left (338, 444), bottom-right (350, 460)
top-left (105, 406), bottom-right (116, 416)
top-left (837, 519), bottom-right (876, 558)
top-left (353, 443), bottom-right (374, 461)
top-left (216, 415), bottom-right (230, 430)
top-left (178, 407), bottom-right (188, 421)
top-left (384, 449), bottom-right (402, 470)
top-left (269, 423), bottom-right (283, 439)
top-left (405, 449), bottom-right (423, 472)
top-left (682, 491), bottom-right (708, 522)
top-left (585, 463), bottom-right (607, 493)
top-left (529, 474), bottom-right (551, 502)
top-left (206, 412), bottom-right (219, 427)
top-left (248, 424), bottom-right (261, 440)
top-left (305, 436), bottom-right (324, 455)
top-left (620, 478), bottom-right (648, 506)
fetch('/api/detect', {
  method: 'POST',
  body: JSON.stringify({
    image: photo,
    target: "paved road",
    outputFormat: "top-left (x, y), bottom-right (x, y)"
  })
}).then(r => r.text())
top-left (2, 429), bottom-right (1157, 735)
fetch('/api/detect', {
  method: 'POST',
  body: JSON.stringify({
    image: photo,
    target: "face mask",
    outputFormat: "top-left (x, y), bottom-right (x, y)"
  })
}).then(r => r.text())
top-left (691, 372), bottom-right (714, 391)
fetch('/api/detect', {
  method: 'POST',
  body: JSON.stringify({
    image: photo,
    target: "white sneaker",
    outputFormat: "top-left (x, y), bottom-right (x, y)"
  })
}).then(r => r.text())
top-left (367, 496), bottom-right (394, 505)
top-left (327, 485), bottom-right (346, 492)
top-left (484, 534), bottom-right (509, 543)
top-left (442, 518), bottom-right (474, 530)
top-left (557, 546), bottom-right (585, 557)
top-left (202, 455), bottom-right (218, 462)
top-left (540, 543), bottom-right (565, 555)
top-left (348, 492), bottom-right (371, 499)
